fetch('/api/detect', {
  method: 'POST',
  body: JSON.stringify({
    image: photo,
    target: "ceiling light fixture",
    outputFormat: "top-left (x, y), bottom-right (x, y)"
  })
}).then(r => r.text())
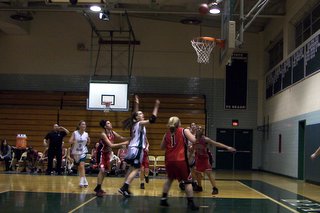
top-left (99, 10), bottom-right (110, 21)
top-left (90, 5), bottom-right (102, 12)
top-left (180, 18), bottom-right (201, 25)
top-left (209, 2), bottom-right (220, 14)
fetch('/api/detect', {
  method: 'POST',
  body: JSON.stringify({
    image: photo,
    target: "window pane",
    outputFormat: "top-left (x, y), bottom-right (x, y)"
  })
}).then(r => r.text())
top-left (312, 3), bottom-right (320, 21)
top-left (295, 36), bottom-right (302, 48)
top-left (303, 16), bottom-right (311, 30)
top-left (295, 22), bottom-right (303, 36)
top-left (303, 28), bottom-right (311, 40)
top-left (268, 39), bottom-right (283, 69)
top-left (312, 18), bottom-right (320, 34)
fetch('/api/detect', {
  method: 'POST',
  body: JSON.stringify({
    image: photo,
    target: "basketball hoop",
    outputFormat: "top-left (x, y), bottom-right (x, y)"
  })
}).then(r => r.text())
top-left (102, 101), bottom-right (112, 113)
top-left (191, 37), bottom-right (224, 64)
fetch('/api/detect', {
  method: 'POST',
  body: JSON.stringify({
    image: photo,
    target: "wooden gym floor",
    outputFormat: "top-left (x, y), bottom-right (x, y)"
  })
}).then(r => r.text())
top-left (1, 171), bottom-right (320, 212)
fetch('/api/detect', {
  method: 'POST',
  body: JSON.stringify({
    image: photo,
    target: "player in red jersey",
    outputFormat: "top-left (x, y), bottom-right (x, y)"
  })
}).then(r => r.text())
top-left (193, 126), bottom-right (236, 194)
top-left (94, 119), bottom-right (129, 197)
top-left (160, 116), bottom-right (199, 211)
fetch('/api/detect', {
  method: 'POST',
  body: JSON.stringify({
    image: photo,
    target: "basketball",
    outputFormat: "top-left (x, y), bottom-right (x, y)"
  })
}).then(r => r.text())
top-left (199, 3), bottom-right (209, 15)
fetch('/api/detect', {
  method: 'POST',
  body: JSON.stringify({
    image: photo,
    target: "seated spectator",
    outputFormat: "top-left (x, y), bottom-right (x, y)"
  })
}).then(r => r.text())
top-left (0, 139), bottom-right (12, 171)
top-left (96, 141), bottom-right (103, 166)
top-left (25, 147), bottom-right (39, 173)
top-left (90, 142), bottom-right (100, 168)
top-left (61, 147), bottom-right (68, 174)
top-left (16, 150), bottom-right (27, 172)
top-left (17, 147), bottom-right (39, 173)
top-left (66, 146), bottom-right (74, 175)
top-left (36, 147), bottom-right (48, 173)
top-left (117, 144), bottom-right (128, 176)
top-left (109, 151), bottom-right (121, 176)
top-left (11, 146), bottom-right (27, 171)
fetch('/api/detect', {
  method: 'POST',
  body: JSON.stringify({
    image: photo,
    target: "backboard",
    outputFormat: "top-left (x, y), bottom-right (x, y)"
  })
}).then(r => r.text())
top-left (87, 81), bottom-right (129, 111)
top-left (220, 0), bottom-right (236, 65)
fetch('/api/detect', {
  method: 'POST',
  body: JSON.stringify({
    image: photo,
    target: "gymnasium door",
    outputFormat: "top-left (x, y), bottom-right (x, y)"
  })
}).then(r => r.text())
top-left (215, 128), bottom-right (253, 170)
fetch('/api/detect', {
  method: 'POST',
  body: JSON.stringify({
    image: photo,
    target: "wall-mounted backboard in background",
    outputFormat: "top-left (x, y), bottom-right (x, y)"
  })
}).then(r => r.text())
top-left (87, 82), bottom-right (128, 111)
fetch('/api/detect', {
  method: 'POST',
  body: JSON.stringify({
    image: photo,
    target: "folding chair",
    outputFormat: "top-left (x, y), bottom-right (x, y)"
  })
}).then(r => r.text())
top-left (85, 154), bottom-right (92, 167)
top-left (148, 155), bottom-right (156, 176)
top-left (155, 155), bottom-right (166, 175)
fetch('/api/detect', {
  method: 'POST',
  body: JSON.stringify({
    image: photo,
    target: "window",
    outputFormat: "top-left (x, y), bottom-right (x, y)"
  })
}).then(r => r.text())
top-left (295, 2), bottom-right (320, 47)
top-left (268, 39), bottom-right (283, 69)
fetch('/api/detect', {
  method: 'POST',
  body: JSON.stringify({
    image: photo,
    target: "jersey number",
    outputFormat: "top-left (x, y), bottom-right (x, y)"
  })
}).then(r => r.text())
top-left (170, 135), bottom-right (176, 147)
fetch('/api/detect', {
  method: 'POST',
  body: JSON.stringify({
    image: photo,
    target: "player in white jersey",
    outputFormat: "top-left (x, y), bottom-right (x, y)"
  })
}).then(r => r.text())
top-left (69, 120), bottom-right (91, 188)
top-left (118, 97), bottom-right (160, 198)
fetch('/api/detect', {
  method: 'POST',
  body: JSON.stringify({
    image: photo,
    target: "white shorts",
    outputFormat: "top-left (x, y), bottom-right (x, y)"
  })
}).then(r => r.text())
top-left (72, 153), bottom-right (87, 164)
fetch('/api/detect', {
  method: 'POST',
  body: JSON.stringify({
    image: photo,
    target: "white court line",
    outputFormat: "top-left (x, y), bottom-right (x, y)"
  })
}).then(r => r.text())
top-left (68, 196), bottom-right (97, 213)
top-left (238, 181), bottom-right (300, 213)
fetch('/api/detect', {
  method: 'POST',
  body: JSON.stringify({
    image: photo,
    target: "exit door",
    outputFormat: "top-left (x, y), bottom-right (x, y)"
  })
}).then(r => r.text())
top-left (215, 128), bottom-right (253, 170)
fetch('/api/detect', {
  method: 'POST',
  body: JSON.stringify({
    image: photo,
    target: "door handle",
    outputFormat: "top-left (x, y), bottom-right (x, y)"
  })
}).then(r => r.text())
top-left (217, 150), bottom-right (251, 153)
top-left (236, 150), bottom-right (251, 153)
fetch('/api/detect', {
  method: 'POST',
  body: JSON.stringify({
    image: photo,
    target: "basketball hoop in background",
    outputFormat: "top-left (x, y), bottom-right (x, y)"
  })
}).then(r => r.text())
top-left (102, 101), bottom-right (112, 113)
top-left (191, 37), bottom-right (225, 64)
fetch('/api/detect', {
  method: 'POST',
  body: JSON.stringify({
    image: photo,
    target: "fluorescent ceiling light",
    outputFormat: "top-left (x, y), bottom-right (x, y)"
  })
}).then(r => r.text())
top-left (90, 5), bottom-right (102, 12)
top-left (209, 2), bottom-right (220, 14)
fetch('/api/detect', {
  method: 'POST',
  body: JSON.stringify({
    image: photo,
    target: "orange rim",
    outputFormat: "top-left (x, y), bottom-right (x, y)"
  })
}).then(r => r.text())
top-left (192, 37), bottom-right (225, 48)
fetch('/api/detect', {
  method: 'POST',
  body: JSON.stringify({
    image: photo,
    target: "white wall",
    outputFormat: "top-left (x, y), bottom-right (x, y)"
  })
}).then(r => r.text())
top-left (0, 11), bottom-right (263, 80)
top-left (266, 73), bottom-right (320, 123)
top-left (0, 12), bottom-right (221, 77)
top-left (261, 0), bottom-right (320, 177)
top-left (0, 12), bottom-right (92, 75)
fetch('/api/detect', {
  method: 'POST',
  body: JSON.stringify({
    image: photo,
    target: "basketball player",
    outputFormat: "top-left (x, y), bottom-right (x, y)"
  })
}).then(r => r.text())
top-left (193, 125), bottom-right (236, 194)
top-left (179, 122), bottom-right (202, 191)
top-left (160, 116), bottom-right (199, 211)
top-left (94, 119), bottom-right (129, 197)
top-left (118, 98), bottom-right (160, 198)
top-left (69, 120), bottom-right (90, 188)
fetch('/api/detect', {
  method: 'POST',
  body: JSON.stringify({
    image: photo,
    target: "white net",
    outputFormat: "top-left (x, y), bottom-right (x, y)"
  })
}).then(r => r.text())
top-left (102, 102), bottom-right (112, 113)
top-left (191, 37), bottom-right (216, 64)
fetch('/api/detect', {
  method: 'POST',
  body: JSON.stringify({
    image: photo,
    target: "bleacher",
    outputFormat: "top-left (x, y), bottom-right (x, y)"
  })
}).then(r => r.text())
top-left (0, 91), bottom-right (206, 157)
top-left (0, 108), bottom-right (58, 152)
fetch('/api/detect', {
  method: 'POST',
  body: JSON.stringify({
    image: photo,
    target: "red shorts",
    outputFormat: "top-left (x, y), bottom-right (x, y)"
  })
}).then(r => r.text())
top-left (99, 151), bottom-right (111, 171)
top-left (165, 161), bottom-right (192, 182)
top-left (141, 150), bottom-right (149, 168)
top-left (195, 156), bottom-right (212, 173)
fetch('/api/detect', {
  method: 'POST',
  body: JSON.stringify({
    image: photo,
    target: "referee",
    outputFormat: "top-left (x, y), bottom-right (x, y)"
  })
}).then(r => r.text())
top-left (44, 124), bottom-right (69, 175)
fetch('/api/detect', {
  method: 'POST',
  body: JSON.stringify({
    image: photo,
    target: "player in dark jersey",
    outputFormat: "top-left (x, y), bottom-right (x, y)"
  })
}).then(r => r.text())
top-left (160, 116), bottom-right (199, 211)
